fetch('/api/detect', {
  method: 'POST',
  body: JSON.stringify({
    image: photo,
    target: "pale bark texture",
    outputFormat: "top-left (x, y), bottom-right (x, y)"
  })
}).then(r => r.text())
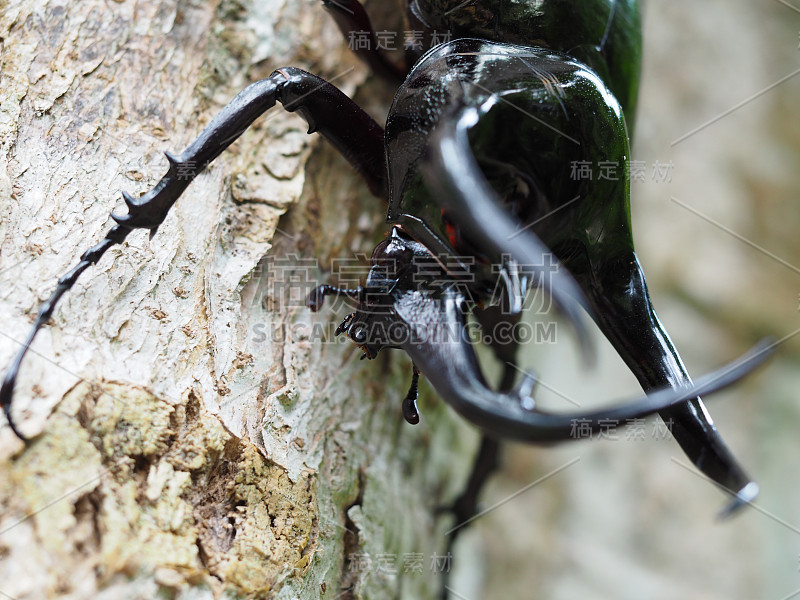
top-left (0, 1), bottom-right (479, 598)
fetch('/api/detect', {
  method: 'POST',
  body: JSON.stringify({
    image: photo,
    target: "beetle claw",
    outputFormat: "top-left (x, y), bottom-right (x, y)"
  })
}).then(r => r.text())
top-left (335, 313), bottom-right (355, 336)
top-left (305, 285), bottom-right (325, 312)
top-left (402, 363), bottom-right (422, 424)
top-left (717, 482), bottom-right (759, 520)
top-left (515, 371), bottom-right (537, 411)
top-left (305, 285), bottom-right (363, 313)
top-left (1, 379), bottom-right (28, 442)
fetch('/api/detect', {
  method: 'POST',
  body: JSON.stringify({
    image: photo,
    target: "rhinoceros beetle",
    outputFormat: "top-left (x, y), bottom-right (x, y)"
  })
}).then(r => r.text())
top-left (0, 0), bottom-right (773, 543)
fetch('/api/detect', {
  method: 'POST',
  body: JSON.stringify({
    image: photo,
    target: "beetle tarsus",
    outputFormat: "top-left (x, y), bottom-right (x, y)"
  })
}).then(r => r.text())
top-left (1, 223), bottom-right (133, 440)
top-left (306, 285), bottom-right (363, 313)
top-left (2, 389), bottom-right (28, 442)
top-left (402, 364), bottom-right (421, 424)
top-left (717, 481), bottom-right (759, 520)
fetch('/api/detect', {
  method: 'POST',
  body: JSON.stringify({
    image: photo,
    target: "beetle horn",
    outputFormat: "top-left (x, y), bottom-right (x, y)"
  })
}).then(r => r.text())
top-left (422, 109), bottom-right (594, 363)
top-left (397, 288), bottom-right (772, 447)
top-left (420, 110), bottom-right (773, 514)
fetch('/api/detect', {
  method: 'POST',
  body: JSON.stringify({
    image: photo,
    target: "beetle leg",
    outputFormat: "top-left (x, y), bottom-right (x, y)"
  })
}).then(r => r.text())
top-left (573, 251), bottom-right (761, 515)
top-left (108, 68), bottom-right (386, 233)
top-left (474, 301), bottom-right (526, 378)
top-left (2, 68), bottom-right (387, 439)
top-left (439, 435), bottom-right (501, 600)
top-left (496, 258), bottom-right (528, 315)
top-left (437, 306), bottom-right (517, 599)
top-left (321, 0), bottom-right (409, 84)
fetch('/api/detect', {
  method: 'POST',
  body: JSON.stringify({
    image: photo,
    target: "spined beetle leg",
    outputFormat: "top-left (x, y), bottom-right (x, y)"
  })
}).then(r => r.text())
top-left (2, 68), bottom-right (387, 439)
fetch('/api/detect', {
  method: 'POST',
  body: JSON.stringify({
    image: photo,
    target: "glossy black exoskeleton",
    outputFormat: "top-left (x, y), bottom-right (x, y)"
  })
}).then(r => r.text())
top-left (1, 0), bottom-right (772, 561)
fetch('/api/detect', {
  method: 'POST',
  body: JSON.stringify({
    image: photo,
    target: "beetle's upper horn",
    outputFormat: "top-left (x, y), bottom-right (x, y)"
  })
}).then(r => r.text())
top-left (422, 112), bottom-right (594, 363)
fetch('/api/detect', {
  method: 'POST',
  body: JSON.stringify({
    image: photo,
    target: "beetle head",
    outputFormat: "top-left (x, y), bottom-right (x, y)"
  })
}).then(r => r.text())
top-left (337, 227), bottom-right (454, 359)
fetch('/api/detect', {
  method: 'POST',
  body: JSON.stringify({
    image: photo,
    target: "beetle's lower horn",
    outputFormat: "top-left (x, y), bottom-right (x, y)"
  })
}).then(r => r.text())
top-left (398, 289), bottom-right (772, 445)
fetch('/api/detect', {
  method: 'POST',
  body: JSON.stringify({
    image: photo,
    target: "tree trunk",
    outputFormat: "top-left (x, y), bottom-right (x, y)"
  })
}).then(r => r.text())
top-left (0, 1), bottom-right (478, 598)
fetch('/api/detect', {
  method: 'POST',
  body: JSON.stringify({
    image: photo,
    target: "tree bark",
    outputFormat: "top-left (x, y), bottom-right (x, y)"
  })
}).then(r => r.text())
top-left (0, 1), bottom-right (478, 598)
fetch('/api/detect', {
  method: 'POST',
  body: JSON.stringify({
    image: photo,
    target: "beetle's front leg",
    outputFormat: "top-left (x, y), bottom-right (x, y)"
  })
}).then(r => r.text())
top-left (113, 67), bottom-right (387, 235)
top-left (2, 68), bottom-right (387, 439)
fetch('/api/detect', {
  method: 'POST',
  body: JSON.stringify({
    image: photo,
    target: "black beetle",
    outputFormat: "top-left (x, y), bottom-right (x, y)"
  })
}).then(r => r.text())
top-left (0, 0), bottom-right (774, 579)
top-left (2, 0), bottom-right (771, 510)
